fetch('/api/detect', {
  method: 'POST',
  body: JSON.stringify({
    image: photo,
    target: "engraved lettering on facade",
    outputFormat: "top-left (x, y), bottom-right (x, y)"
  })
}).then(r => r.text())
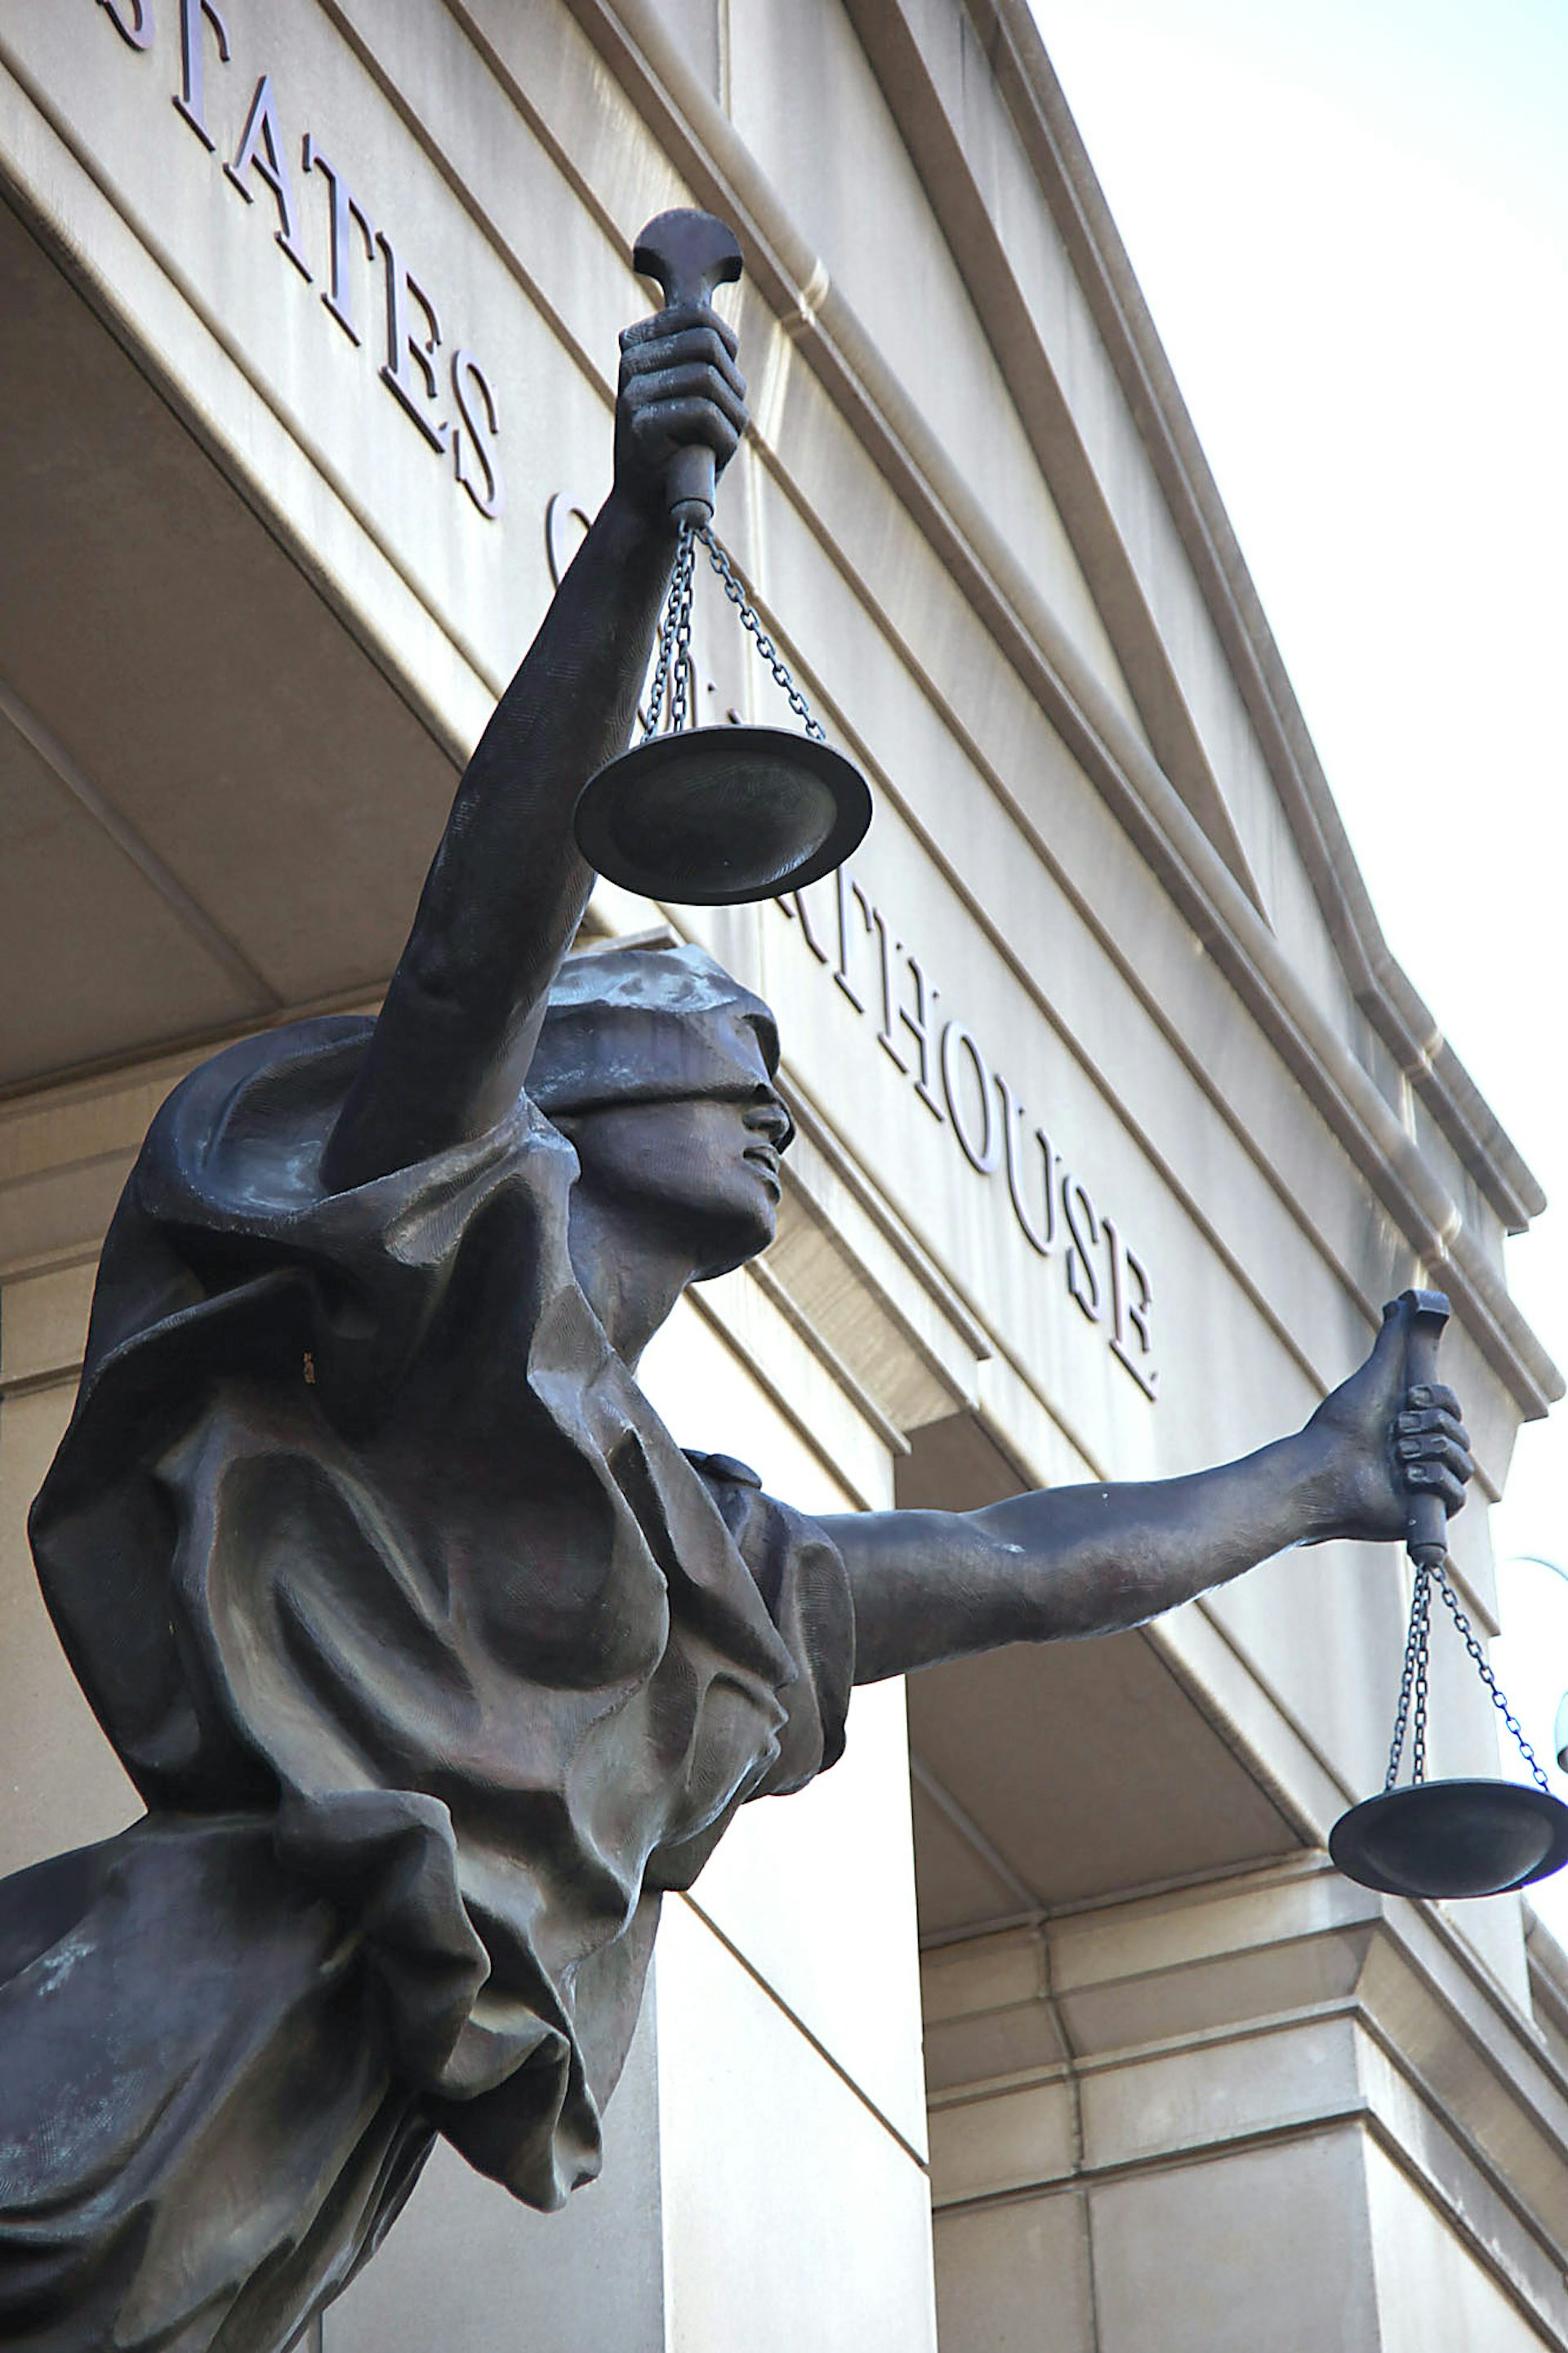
top-left (225, 75), bottom-right (312, 282)
top-left (96, 0), bottom-right (503, 518)
top-left (777, 864), bottom-right (1160, 1396)
top-left (871, 910), bottom-right (906, 1072)
top-left (452, 350), bottom-right (505, 519)
top-left (940, 1020), bottom-right (1000, 1174)
top-left (833, 869), bottom-right (873, 1013)
top-left (97, 0), bottom-right (154, 51)
top-left (898, 955), bottom-right (945, 1122)
top-left (1062, 1173), bottom-right (1103, 1325)
top-left (303, 136), bottom-right (376, 345)
top-left (376, 233), bottom-right (450, 452)
top-left (997, 1072), bottom-right (1058, 1257)
top-left (1105, 1219), bottom-right (1157, 1398)
top-left (174, 0), bottom-right (230, 150)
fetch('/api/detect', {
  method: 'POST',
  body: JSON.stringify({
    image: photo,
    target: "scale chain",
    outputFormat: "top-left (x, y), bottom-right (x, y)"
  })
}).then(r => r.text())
top-left (1383, 1553), bottom-right (1554, 1797)
top-left (699, 527), bottom-right (828, 743)
top-left (641, 526), bottom-right (697, 743)
top-left (1433, 1560), bottom-right (1555, 1795)
top-left (642, 525), bottom-right (828, 746)
top-left (1410, 1568), bottom-right (1432, 1785)
top-left (1385, 1562), bottom-right (1432, 1791)
top-left (668, 528), bottom-right (697, 735)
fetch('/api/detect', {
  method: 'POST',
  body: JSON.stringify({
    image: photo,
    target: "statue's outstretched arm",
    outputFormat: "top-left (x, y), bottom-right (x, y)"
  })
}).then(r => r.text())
top-left (826, 1303), bottom-right (1472, 1684)
top-left (323, 300), bottom-right (747, 1191)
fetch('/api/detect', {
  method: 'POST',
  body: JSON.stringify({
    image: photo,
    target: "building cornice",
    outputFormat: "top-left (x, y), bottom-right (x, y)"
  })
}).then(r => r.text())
top-left (964, 0), bottom-right (1544, 1237)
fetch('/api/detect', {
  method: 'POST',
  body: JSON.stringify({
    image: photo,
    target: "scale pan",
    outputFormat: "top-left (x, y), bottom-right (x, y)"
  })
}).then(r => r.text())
top-left (574, 726), bottom-right (872, 907)
top-left (1330, 1779), bottom-right (1568, 1900)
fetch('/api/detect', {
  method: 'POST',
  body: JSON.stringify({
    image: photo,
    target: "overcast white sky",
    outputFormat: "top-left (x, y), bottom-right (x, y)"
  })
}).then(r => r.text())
top-left (1031, 0), bottom-right (1568, 1925)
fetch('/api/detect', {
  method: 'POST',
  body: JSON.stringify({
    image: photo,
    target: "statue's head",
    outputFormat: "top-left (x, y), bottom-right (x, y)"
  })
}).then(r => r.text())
top-left (529, 940), bottom-right (793, 1277)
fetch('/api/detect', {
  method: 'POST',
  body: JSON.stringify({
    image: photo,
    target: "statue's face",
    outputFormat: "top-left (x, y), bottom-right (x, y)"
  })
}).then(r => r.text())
top-left (561, 1084), bottom-right (791, 1277)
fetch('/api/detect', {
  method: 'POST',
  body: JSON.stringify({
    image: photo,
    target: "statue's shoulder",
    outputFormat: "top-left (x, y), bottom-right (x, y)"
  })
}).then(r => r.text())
top-left (680, 1449), bottom-right (854, 1785)
top-left (141, 1014), bottom-right (372, 1166)
top-left (125, 1016), bottom-right (379, 1239)
top-left (681, 1446), bottom-right (845, 1584)
top-left (152, 1015), bottom-right (376, 1139)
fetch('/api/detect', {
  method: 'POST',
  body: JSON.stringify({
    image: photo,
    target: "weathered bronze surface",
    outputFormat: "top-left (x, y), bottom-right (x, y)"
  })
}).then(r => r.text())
top-left (0, 215), bottom-right (1474, 2351)
top-left (1330, 1293), bottom-right (1568, 1900)
top-left (575, 719), bottom-right (872, 902)
top-left (1330, 1780), bottom-right (1568, 1899)
top-left (572, 210), bottom-right (873, 906)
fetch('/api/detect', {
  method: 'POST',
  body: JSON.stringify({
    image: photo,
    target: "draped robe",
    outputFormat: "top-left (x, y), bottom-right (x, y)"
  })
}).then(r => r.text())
top-left (3, 1016), bottom-right (854, 2349)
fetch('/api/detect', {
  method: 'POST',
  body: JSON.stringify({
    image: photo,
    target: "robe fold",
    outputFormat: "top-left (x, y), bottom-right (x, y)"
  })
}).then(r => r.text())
top-left (7, 1015), bottom-right (854, 2347)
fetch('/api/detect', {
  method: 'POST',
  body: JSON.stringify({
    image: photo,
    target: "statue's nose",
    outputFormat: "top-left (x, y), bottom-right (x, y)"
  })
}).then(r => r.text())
top-left (744, 1089), bottom-right (795, 1152)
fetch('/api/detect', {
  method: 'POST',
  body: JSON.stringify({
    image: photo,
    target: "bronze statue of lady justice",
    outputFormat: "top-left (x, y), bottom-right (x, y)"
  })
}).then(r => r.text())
top-left (0, 225), bottom-right (1472, 2351)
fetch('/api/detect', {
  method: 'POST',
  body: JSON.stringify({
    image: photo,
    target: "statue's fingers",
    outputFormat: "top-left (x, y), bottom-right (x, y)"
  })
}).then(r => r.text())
top-left (1403, 1460), bottom-right (1469, 1516)
top-left (1437, 1467), bottom-right (1470, 1517)
top-left (624, 364), bottom-right (749, 436)
top-left (1402, 1380), bottom-right (1463, 1417)
top-left (1396, 1403), bottom-right (1470, 1449)
top-left (653, 296), bottom-right (740, 356)
top-left (630, 393), bottom-right (742, 461)
top-left (621, 300), bottom-right (740, 358)
top-left (1397, 1428), bottom-right (1472, 1470)
top-left (621, 339), bottom-right (745, 407)
top-left (1396, 1433), bottom-right (1473, 1482)
top-left (621, 326), bottom-right (745, 397)
top-left (627, 356), bottom-right (749, 418)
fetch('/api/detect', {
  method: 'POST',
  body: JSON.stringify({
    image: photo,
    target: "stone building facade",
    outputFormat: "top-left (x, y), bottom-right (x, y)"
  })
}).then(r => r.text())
top-left (1, 2), bottom-right (1566, 2346)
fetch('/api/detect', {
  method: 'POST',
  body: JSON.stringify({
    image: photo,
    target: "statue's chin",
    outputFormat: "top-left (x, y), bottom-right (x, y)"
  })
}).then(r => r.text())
top-left (689, 1199), bottom-right (777, 1284)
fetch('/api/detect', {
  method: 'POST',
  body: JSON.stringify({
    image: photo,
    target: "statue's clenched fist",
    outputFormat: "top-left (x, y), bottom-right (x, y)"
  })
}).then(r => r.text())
top-left (1304, 1297), bottom-right (1473, 1545)
top-left (613, 298), bottom-right (749, 520)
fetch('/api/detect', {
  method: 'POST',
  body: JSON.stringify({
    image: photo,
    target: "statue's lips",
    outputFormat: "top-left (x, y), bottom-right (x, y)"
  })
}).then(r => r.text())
top-left (742, 1143), bottom-right (782, 1192)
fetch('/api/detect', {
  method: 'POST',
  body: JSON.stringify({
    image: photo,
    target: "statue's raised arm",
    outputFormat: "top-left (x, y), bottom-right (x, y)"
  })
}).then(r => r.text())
top-left (323, 295), bottom-right (748, 1190)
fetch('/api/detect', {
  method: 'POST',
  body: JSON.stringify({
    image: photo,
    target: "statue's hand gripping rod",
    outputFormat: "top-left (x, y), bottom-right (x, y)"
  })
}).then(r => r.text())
top-left (632, 208), bottom-right (745, 530)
